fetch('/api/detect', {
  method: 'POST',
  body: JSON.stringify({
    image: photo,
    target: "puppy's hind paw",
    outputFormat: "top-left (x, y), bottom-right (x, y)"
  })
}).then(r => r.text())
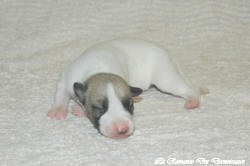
top-left (184, 100), bottom-right (200, 109)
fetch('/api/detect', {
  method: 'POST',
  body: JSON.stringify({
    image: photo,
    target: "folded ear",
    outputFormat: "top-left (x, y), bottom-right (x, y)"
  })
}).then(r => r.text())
top-left (73, 82), bottom-right (88, 104)
top-left (129, 86), bottom-right (143, 97)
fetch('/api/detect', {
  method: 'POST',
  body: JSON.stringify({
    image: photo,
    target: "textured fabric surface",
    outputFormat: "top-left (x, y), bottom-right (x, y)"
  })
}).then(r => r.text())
top-left (1, 0), bottom-right (250, 165)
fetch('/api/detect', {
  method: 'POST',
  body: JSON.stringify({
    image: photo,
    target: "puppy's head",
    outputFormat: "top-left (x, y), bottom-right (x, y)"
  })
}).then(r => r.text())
top-left (73, 73), bottom-right (142, 139)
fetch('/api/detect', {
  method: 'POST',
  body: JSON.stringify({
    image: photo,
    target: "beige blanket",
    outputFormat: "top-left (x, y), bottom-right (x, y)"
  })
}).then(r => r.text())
top-left (1, 1), bottom-right (249, 165)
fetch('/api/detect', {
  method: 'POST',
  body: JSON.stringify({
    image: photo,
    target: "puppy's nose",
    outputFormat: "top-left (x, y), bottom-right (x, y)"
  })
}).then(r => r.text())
top-left (117, 126), bottom-right (128, 135)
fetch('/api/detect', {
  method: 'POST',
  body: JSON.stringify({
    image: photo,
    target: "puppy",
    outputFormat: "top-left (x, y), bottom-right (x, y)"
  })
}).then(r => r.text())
top-left (48, 38), bottom-right (207, 139)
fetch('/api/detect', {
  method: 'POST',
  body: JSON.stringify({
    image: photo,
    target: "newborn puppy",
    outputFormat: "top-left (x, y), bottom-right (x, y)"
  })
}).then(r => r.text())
top-left (48, 38), bottom-right (206, 139)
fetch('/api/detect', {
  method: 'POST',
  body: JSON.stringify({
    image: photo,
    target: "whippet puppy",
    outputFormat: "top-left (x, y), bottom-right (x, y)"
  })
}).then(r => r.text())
top-left (48, 38), bottom-right (208, 139)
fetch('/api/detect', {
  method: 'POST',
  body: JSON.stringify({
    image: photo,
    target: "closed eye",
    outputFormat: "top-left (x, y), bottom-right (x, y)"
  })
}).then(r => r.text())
top-left (91, 105), bottom-right (107, 118)
top-left (92, 105), bottom-right (103, 110)
top-left (122, 98), bottom-right (134, 114)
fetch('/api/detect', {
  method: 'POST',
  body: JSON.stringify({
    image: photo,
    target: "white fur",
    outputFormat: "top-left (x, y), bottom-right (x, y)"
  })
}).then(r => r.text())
top-left (50, 38), bottom-right (201, 134)
top-left (99, 83), bottom-right (134, 137)
top-left (52, 38), bottom-right (199, 110)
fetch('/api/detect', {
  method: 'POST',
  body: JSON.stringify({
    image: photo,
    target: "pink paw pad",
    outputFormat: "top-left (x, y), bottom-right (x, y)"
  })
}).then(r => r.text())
top-left (184, 100), bottom-right (200, 109)
top-left (48, 107), bottom-right (67, 120)
top-left (72, 104), bottom-right (87, 118)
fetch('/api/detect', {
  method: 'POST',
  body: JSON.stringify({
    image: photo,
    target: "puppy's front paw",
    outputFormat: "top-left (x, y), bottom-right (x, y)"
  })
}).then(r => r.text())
top-left (71, 104), bottom-right (87, 118)
top-left (184, 100), bottom-right (200, 109)
top-left (48, 107), bottom-right (67, 120)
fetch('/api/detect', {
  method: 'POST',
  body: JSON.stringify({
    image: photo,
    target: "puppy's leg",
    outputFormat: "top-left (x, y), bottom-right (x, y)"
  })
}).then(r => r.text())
top-left (48, 82), bottom-right (70, 120)
top-left (153, 77), bottom-right (200, 109)
top-left (152, 59), bottom-right (200, 109)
